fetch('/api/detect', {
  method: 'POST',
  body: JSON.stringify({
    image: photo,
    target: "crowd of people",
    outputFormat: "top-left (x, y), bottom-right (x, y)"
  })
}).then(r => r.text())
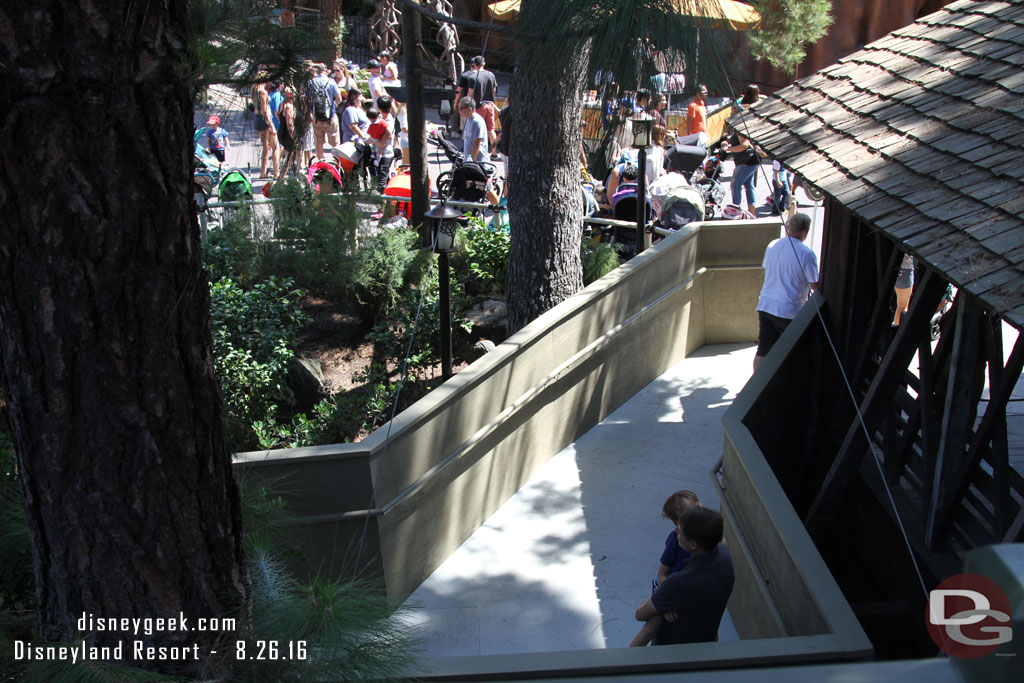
top-left (591, 81), bottom-right (793, 218)
top-left (204, 51), bottom-right (798, 224)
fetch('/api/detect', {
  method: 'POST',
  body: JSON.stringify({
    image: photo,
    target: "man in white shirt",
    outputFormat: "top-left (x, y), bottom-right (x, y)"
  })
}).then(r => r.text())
top-left (754, 212), bottom-right (819, 371)
top-left (458, 96), bottom-right (489, 163)
top-left (367, 59), bottom-right (387, 103)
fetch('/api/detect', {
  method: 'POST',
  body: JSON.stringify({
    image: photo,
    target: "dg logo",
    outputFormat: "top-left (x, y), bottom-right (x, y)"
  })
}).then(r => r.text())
top-left (926, 573), bottom-right (1012, 659)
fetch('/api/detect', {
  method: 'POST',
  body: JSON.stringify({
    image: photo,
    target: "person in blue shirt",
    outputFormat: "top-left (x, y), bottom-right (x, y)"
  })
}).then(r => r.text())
top-left (629, 490), bottom-right (700, 646)
top-left (269, 81), bottom-right (284, 133)
top-left (633, 506), bottom-right (735, 646)
top-left (205, 115), bottom-right (229, 163)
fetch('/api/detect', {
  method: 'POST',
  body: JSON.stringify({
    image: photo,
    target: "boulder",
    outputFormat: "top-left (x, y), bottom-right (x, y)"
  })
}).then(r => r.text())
top-left (462, 297), bottom-right (508, 341)
top-left (287, 353), bottom-right (326, 412)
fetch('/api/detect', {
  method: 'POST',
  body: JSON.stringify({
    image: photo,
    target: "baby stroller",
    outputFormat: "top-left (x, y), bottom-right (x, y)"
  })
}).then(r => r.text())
top-left (307, 160), bottom-right (344, 194)
top-left (609, 183), bottom-right (654, 256)
top-left (218, 168), bottom-right (253, 202)
top-left (193, 127), bottom-right (223, 209)
top-left (658, 185), bottom-right (706, 231)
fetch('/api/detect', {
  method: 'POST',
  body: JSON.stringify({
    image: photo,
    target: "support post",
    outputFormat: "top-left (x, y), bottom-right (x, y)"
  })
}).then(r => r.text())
top-left (636, 146), bottom-right (648, 256)
top-left (402, 3), bottom-right (430, 245)
top-left (439, 252), bottom-right (453, 379)
top-left (804, 269), bottom-right (946, 539)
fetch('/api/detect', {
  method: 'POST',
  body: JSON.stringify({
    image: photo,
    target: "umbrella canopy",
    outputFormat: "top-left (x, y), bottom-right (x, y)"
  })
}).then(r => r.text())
top-left (486, 0), bottom-right (760, 30)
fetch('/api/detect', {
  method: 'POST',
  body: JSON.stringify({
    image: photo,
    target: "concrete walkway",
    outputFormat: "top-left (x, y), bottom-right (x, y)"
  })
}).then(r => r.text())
top-left (402, 342), bottom-right (755, 657)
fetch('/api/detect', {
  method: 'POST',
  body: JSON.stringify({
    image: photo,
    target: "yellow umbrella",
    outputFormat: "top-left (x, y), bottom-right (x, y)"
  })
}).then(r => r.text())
top-left (486, 0), bottom-right (760, 30)
top-left (487, 0), bottom-right (522, 21)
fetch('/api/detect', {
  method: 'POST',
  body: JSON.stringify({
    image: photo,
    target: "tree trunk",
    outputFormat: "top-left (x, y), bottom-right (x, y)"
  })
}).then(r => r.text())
top-left (321, 0), bottom-right (343, 64)
top-left (506, 2), bottom-right (591, 333)
top-left (0, 1), bottom-right (245, 674)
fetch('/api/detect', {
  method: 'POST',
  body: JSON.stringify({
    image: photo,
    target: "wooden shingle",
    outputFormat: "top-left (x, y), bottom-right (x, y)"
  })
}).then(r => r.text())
top-left (745, 0), bottom-right (1024, 331)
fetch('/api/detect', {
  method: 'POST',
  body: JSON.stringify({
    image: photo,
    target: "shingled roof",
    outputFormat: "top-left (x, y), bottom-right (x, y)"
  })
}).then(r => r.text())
top-left (732, 0), bottom-right (1024, 330)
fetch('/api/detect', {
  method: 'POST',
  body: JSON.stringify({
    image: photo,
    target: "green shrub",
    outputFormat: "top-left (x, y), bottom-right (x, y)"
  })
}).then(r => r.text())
top-left (346, 227), bottom-right (426, 320)
top-left (203, 206), bottom-right (270, 286)
top-left (209, 276), bottom-right (310, 449)
top-left (203, 179), bottom-right (361, 300)
top-left (459, 216), bottom-right (509, 295)
top-left (582, 237), bottom-right (622, 285)
top-left (271, 180), bottom-right (360, 299)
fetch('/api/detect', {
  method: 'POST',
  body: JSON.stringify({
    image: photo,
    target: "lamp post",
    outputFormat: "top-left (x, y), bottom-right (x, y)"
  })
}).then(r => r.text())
top-left (424, 202), bottom-right (463, 379)
top-left (632, 116), bottom-right (653, 256)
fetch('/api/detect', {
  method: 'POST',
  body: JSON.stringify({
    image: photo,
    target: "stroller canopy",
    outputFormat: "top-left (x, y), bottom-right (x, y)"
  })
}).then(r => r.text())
top-left (611, 182), bottom-right (653, 224)
top-left (218, 169), bottom-right (252, 202)
top-left (660, 185), bottom-right (706, 230)
top-left (666, 144), bottom-right (707, 175)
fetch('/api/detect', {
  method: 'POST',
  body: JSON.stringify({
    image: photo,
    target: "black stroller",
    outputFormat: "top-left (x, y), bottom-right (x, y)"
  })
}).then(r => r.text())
top-left (428, 129), bottom-right (498, 207)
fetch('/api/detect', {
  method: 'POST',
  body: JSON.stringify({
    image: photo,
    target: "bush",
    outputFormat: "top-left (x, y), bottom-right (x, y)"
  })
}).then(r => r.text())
top-left (458, 216), bottom-right (509, 295)
top-left (209, 276), bottom-right (310, 450)
top-left (582, 237), bottom-right (622, 285)
top-left (203, 179), bottom-right (361, 300)
top-left (346, 227), bottom-right (426, 320)
top-left (271, 180), bottom-right (360, 299)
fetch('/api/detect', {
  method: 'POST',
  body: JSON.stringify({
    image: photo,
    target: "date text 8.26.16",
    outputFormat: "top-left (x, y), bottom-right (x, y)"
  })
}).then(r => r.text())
top-left (235, 640), bottom-right (307, 660)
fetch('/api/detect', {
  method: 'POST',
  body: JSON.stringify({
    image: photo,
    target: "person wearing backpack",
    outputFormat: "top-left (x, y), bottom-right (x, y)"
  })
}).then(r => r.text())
top-left (304, 64), bottom-right (341, 160)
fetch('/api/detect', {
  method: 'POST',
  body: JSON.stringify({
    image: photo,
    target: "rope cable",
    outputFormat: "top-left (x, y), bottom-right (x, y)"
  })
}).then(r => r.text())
top-left (718, 59), bottom-right (931, 602)
top-left (352, 226), bottom-right (441, 576)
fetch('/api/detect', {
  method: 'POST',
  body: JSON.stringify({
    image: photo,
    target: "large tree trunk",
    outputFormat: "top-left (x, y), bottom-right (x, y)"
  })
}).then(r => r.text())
top-left (0, 0), bottom-right (245, 674)
top-left (506, 2), bottom-right (591, 333)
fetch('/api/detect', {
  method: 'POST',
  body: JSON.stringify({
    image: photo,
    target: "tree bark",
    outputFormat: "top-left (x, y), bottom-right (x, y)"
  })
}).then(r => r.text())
top-left (321, 0), bottom-right (343, 64)
top-left (506, 1), bottom-right (591, 333)
top-left (0, 0), bottom-right (245, 673)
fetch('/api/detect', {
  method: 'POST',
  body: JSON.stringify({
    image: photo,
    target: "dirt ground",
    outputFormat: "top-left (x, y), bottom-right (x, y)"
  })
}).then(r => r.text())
top-left (296, 294), bottom-right (480, 403)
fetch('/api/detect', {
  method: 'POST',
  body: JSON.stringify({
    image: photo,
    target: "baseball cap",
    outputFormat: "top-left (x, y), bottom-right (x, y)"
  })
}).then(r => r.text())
top-left (367, 59), bottom-right (382, 69)
top-left (206, 115), bottom-right (221, 126)
top-left (470, 55), bottom-right (484, 66)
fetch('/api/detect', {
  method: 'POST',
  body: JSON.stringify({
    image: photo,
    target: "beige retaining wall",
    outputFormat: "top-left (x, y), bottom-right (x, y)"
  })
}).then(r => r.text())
top-left (234, 219), bottom-right (780, 604)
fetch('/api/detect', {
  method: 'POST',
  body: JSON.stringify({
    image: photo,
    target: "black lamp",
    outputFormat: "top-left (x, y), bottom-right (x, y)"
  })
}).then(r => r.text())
top-left (631, 116), bottom-right (653, 149)
top-left (424, 202), bottom-right (463, 253)
top-left (631, 116), bottom-right (653, 255)
top-left (423, 201), bottom-right (465, 379)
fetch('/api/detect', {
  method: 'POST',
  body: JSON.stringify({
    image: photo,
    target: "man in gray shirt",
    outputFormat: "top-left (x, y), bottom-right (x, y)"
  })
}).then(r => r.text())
top-left (458, 96), bottom-right (489, 163)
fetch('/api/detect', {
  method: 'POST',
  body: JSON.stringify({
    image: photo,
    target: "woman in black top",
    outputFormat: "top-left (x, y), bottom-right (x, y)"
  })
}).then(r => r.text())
top-left (724, 131), bottom-right (760, 212)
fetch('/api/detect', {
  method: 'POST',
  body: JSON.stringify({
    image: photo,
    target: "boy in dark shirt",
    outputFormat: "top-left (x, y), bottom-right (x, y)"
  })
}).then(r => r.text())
top-left (630, 490), bottom-right (699, 646)
top-left (632, 506), bottom-right (734, 646)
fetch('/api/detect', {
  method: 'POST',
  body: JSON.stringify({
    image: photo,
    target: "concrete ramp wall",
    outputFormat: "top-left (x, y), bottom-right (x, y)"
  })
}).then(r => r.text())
top-left (234, 220), bottom-right (778, 604)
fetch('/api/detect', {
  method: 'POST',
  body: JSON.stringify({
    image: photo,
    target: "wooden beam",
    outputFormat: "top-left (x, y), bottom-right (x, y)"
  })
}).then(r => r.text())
top-left (926, 326), bottom-right (1024, 546)
top-left (986, 318), bottom-right (1012, 538)
top-left (1004, 506), bottom-right (1024, 543)
top-left (805, 269), bottom-right (947, 540)
top-left (918, 332), bottom-right (940, 517)
top-left (850, 242), bottom-right (903, 397)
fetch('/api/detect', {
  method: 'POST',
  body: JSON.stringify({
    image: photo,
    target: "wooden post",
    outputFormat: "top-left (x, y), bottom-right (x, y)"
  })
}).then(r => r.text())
top-left (402, 2), bottom-right (430, 246)
top-left (804, 269), bottom-right (946, 540)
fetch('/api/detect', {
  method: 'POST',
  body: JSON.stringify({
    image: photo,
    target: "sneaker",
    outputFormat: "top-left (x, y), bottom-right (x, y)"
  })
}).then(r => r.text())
top-left (491, 153), bottom-right (502, 161)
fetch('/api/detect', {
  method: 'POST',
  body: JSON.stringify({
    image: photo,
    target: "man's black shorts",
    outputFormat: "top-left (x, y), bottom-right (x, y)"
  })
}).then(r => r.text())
top-left (756, 310), bottom-right (792, 358)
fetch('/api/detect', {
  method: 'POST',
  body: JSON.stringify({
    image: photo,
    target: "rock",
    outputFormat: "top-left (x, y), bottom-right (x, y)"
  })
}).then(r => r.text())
top-left (287, 353), bottom-right (326, 411)
top-left (462, 297), bottom-right (508, 341)
top-left (470, 338), bottom-right (497, 362)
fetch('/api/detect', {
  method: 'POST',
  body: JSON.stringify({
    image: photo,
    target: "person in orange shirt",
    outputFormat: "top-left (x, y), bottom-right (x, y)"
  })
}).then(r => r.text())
top-left (686, 85), bottom-right (709, 147)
